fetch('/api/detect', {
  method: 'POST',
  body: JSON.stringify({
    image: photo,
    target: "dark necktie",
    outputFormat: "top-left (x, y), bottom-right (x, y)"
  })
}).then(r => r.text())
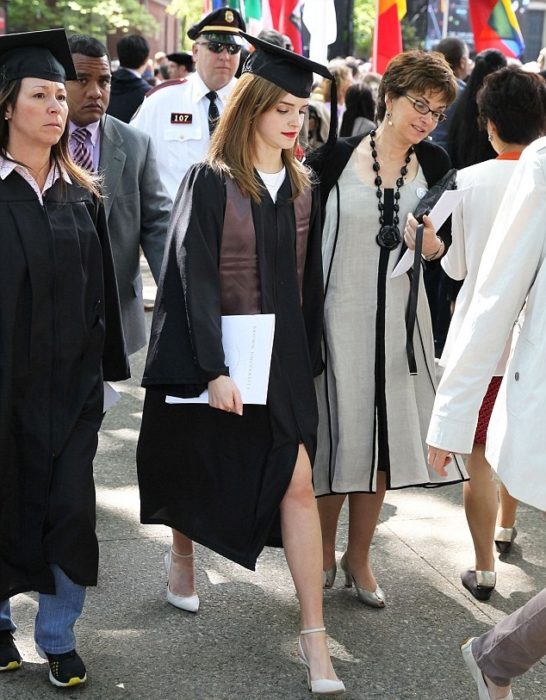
top-left (205, 91), bottom-right (220, 135)
top-left (71, 127), bottom-right (93, 171)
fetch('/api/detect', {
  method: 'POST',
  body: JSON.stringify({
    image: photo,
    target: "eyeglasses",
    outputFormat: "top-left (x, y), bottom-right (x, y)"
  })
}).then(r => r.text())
top-left (404, 94), bottom-right (447, 123)
top-left (195, 41), bottom-right (241, 55)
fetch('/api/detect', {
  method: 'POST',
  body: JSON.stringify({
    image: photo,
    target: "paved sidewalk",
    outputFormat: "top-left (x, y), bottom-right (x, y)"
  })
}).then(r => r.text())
top-left (3, 263), bottom-right (545, 699)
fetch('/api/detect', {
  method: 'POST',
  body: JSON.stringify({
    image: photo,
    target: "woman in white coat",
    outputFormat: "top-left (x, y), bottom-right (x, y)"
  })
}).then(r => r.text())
top-left (427, 135), bottom-right (546, 700)
top-left (427, 134), bottom-right (546, 539)
top-left (438, 67), bottom-right (546, 601)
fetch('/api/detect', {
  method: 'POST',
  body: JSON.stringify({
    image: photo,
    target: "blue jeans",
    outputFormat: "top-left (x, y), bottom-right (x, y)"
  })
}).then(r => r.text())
top-left (0, 565), bottom-right (86, 654)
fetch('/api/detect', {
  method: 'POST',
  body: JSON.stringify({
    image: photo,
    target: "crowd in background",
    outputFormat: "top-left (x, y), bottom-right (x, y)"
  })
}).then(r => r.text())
top-left (107, 29), bottom-right (546, 169)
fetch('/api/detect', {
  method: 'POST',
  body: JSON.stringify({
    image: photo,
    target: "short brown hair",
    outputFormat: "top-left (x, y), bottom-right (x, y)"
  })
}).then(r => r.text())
top-left (376, 50), bottom-right (457, 122)
top-left (207, 73), bottom-right (311, 202)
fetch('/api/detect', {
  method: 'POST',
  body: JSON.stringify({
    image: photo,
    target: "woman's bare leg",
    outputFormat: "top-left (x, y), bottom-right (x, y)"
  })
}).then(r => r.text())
top-left (317, 494), bottom-right (346, 571)
top-left (497, 484), bottom-right (518, 529)
top-left (345, 472), bottom-right (386, 591)
top-left (280, 445), bottom-right (339, 682)
top-left (464, 444), bottom-right (497, 572)
top-left (169, 529), bottom-right (196, 597)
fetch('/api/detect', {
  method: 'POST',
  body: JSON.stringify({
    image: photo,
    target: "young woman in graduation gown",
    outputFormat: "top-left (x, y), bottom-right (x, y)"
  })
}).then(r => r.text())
top-left (0, 30), bottom-right (128, 686)
top-left (136, 34), bottom-right (345, 696)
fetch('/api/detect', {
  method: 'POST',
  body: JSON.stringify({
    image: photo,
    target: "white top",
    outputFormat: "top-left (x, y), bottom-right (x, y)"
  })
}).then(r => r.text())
top-left (0, 154), bottom-right (71, 204)
top-left (257, 167), bottom-right (286, 202)
top-left (427, 137), bottom-right (546, 509)
top-left (131, 72), bottom-right (237, 200)
top-left (440, 157), bottom-right (520, 375)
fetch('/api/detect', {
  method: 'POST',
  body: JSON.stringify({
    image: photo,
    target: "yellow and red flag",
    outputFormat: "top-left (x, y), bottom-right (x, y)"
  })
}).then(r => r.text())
top-left (373, 0), bottom-right (406, 74)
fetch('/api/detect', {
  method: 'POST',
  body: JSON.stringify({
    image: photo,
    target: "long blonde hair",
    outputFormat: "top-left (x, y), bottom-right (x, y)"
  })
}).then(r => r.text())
top-left (207, 73), bottom-right (311, 202)
top-left (0, 79), bottom-right (101, 198)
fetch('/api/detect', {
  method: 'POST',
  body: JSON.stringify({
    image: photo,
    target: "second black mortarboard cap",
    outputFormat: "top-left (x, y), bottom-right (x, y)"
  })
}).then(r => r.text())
top-left (166, 52), bottom-right (194, 70)
top-left (0, 28), bottom-right (77, 84)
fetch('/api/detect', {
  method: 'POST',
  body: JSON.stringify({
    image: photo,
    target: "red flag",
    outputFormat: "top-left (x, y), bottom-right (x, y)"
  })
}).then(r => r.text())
top-left (269, 0), bottom-right (303, 54)
top-left (373, 0), bottom-right (406, 74)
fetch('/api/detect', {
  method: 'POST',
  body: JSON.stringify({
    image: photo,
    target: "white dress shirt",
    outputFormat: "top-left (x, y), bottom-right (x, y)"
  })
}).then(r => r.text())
top-left (0, 154), bottom-right (71, 204)
top-left (131, 72), bottom-right (237, 200)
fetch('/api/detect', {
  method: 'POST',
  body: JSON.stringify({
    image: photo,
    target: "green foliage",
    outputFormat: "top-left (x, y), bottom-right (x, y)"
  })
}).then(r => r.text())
top-left (167, 0), bottom-right (203, 50)
top-left (353, 0), bottom-right (375, 59)
top-left (8, 0), bottom-right (158, 38)
top-left (402, 21), bottom-right (421, 50)
top-left (353, 0), bottom-right (423, 59)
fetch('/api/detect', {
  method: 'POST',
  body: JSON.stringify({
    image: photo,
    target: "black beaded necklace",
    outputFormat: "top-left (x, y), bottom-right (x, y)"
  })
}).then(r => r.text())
top-left (369, 130), bottom-right (414, 250)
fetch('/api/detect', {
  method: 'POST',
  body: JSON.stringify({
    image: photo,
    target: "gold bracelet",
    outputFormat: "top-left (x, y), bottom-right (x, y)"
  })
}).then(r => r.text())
top-left (423, 239), bottom-right (444, 261)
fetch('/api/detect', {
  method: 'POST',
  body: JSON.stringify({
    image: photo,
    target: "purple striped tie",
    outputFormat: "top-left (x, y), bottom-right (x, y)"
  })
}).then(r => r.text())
top-left (71, 127), bottom-right (93, 171)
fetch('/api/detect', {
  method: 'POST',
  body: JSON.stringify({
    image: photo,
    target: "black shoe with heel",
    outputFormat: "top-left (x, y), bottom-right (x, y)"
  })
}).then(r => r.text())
top-left (495, 526), bottom-right (517, 554)
top-left (461, 569), bottom-right (496, 601)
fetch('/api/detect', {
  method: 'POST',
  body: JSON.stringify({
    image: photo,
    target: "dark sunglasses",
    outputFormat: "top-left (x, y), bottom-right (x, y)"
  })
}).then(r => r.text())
top-left (196, 41), bottom-right (241, 55)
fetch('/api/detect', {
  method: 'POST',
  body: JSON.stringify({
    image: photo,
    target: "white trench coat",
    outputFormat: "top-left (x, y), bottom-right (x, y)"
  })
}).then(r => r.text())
top-left (427, 137), bottom-right (546, 511)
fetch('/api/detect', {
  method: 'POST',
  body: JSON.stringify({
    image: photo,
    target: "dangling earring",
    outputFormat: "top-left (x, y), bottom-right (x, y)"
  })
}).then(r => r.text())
top-left (488, 132), bottom-right (493, 142)
top-left (386, 111), bottom-right (393, 126)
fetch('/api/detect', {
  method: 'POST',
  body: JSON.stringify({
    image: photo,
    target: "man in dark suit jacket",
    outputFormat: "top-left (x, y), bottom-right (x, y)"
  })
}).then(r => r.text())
top-left (108, 34), bottom-right (151, 123)
top-left (430, 37), bottom-right (472, 152)
top-left (67, 34), bottom-right (171, 358)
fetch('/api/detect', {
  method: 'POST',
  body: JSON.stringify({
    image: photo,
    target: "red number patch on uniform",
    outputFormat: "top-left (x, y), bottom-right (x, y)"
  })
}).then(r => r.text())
top-left (171, 113), bottom-right (193, 124)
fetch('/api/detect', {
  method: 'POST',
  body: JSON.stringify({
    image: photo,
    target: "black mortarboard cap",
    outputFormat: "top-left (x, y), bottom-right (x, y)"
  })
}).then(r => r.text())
top-left (241, 32), bottom-right (337, 147)
top-left (0, 28), bottom-right (77, 84)
top-left (187, 8), bottom-right (246, 45)
top-left (166, 52), bottom-right (194, 70)
top-left (242, 31), bottom-right (332, 99)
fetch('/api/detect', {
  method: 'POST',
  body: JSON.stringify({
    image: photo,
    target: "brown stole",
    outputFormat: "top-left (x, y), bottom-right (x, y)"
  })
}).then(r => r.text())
top-left (220, 177), bottom-right (312, 314)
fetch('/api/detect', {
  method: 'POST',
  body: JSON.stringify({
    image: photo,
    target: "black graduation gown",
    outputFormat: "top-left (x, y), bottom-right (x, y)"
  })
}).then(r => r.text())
top-left (0, 172), bottom-right (129, 601)
top-left (136, 164), bottom-right (323, 570)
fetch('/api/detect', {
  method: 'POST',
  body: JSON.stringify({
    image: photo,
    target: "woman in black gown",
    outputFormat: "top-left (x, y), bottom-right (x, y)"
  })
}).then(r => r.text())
top-left (0, 29), bottom-right (128, 688)
top-left (137, 35), bottom-right (344, 695)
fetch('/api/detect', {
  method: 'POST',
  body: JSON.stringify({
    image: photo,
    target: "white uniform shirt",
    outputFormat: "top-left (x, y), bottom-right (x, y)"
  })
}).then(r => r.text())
top-left (131, 72), bottom-right (237, 200)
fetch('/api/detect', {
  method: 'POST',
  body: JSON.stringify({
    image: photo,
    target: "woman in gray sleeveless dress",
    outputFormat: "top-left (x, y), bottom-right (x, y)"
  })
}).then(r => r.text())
top-left (311, 51), bottom-right (466, 608)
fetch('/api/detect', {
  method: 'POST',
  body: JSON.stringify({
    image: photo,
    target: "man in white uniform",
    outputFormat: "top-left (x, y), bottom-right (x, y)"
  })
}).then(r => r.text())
top-left (131, 8), bottom-right (245, 200)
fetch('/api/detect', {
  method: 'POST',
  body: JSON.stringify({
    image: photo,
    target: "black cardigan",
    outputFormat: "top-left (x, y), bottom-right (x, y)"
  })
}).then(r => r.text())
top-left (307, 133), bottom-right (453, 253)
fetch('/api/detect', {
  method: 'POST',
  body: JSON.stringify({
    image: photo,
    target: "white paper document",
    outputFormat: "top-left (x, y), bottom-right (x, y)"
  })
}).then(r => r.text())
top-left (165, 314), bottom-right (276, 405)
top-left (103, 382), bottom-right (122, 412)
top-left (391, 188), bottom-right (469, 279)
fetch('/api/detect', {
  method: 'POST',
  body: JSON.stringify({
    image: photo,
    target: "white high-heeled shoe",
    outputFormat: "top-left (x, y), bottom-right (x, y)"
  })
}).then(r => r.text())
top-left (298, 627), bottom-right (345, 696)
top-left (164, 548), bottom-right (200, 613)
top-left (461, 638), bottom-right (513, 700)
